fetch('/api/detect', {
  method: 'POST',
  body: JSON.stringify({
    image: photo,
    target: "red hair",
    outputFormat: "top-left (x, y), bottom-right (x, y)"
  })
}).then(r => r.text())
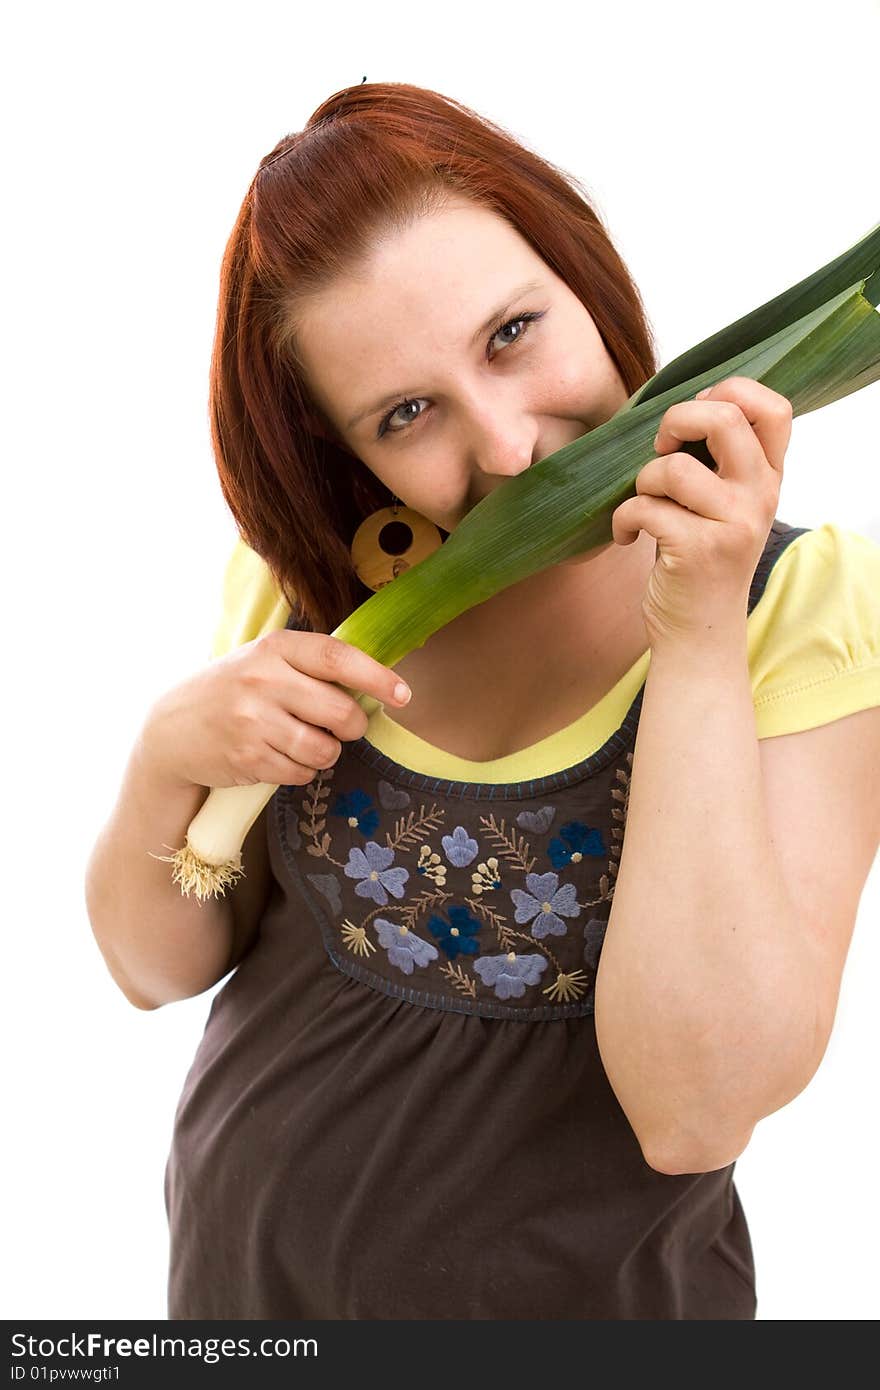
top-left (210, 81), bottom-right (659, 634)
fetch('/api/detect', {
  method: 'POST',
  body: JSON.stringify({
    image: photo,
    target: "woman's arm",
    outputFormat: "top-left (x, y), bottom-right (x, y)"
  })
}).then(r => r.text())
top-left (600, 378), bottom-right (878, 1173)
top-left (601, 375), bottom-right (880, 1175)
top-left (595, 630), bottom-right (820, 1174)
top-left (85, 735), bottom-right (237, 1009)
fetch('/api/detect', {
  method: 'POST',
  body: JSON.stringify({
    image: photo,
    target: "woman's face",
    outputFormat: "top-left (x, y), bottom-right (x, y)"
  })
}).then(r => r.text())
top-left (291, 195), bottom-right (632, 536)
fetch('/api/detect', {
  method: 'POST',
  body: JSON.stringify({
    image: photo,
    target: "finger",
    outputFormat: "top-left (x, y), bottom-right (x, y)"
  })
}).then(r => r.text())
top-left (612, 491), bottom-right (719, 551)
top-left (654, 397), bottom-right (768, 485)
top-left (670, 377), bottom-right (791, 476)
top-left (702, 378), bottom-right (792, 475)
top-left (272, 629), bottom-right (412, 708)
top-left (635, 451), bottom-right (732, 523)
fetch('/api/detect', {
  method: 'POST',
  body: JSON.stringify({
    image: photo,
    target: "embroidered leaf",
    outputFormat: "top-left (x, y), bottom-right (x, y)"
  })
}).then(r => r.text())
top-left (321, 832), bottom-right (331, 851)
top-left (581, 871), bottom-right (615, 909)
top-left (439, 960), bottom-right (477, 997)
top-left (396, 889), bottom-right (453, 930)
top-left (306, 845), bottom-right (324, 857)
top-left (307, 873), bottom-right (343, 916)
top-left (313, 819), bottom-right (326, 833)
top-left (385, 803), bottom-right (445, 852)
top-left (478, 813), bottom-right (537, 874)
top-left (464, 895), bottom-right (543, 955)
top-left (464, 896), bottom-right (507, 932)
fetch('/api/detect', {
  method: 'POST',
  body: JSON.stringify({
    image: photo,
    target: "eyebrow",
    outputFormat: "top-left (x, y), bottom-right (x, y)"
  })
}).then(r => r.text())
top-left (345, 278), bottom-right (545, 431)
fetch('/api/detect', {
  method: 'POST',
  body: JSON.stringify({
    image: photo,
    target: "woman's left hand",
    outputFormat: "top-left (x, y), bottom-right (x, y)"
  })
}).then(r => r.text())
top-left (612, 376), bottom-right (792, 653)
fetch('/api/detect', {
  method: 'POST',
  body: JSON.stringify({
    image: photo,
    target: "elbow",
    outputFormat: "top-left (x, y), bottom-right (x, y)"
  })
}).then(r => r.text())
top-left (115, 973), bottom-right (162, 1010)
top-left (101, 959), bottom-right (162, 1011)
top-left (126, 990), bottom-right (161, 1012)
top-left (642, 1127), bottom-right (755, 1176)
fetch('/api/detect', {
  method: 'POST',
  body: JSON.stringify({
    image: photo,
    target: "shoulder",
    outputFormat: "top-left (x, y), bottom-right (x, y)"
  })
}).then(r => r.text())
top-left (211, 534), bottom-right (290, 660)
top-left (751, 523), bottom-right (880, 1042)
top-left (749, 522), bottom-right (880, 738)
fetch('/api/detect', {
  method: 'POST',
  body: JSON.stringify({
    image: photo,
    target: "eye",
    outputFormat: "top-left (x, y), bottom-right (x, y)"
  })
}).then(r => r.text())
top-left (376, 310), bottom-right (546, 441)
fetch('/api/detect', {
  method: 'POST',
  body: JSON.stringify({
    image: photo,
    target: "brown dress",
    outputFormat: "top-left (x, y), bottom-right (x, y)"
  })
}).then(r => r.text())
top-left (164, 519), bottom-right (809, 1319)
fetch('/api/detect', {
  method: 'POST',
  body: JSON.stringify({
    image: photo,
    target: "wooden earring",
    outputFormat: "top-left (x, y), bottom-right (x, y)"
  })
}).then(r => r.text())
top-left (350, 497), bottom-right (443, 591)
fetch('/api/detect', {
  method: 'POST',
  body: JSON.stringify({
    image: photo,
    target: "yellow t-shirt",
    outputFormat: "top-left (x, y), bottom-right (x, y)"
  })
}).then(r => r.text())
top-left (210, 522), bottom-right (880, 783)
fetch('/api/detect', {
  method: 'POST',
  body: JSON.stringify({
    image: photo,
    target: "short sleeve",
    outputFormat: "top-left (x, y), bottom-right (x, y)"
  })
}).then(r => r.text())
top-left (748, 523), bottom-right (880, 737)
top-left (209, 535), bottom-right (290, 660)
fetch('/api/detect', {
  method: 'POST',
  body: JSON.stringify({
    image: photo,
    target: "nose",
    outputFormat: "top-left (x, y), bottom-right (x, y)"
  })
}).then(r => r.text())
top-left (463, 399), bottom-right (538, 487)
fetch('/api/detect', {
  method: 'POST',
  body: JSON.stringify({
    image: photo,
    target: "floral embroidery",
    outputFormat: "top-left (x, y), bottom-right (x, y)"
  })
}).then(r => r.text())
top-left (515, 805), bottom-right (557, 833)
top-left (510, 871), bottom-right (581, 939)
top-left (547, 819), bottom-right (607, 869)
top-left (473, 951), bottom-right (548, 1000)
top-left (442, 825), bottom-right (479, 867)
top-left (471, 857), bottom-right (502, 894)
top-left (583, 918), bottom-right (609, 973)
top-left (416, 843), bottom-right (448, 885)
top-left (331, 788), bottom-right (380, 837)
top-left (343, 841), bottom-right (409, 904)
top-left (428, 904), bottom-right (483, 959)
top-left (544, 968), bottom-right (591, 1004)
top-left (340, 920), bottom-right (376, 956)
top-left (374, 918), bottom-right (439, 974)
top-left (282, 751), bottom-right (635, 1016)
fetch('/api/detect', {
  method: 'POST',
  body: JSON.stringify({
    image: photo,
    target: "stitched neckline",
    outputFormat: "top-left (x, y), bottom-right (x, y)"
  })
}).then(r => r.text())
top-left (352, 650), bottom-right (651, 798)
top-left (350, 676), bottom-right (649, 799)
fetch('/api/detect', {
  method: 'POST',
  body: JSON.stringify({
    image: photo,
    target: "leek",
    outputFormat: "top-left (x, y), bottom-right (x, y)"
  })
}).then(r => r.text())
top-left (160, 221), bottom-right (880, 899)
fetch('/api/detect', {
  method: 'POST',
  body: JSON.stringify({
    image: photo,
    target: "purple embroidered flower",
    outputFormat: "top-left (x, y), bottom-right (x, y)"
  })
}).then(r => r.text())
top-left (547, 819), bottom-right (606, 869)
top-left (441, 825), bottom-right (479, 867)
top-left (374, 918), bottom-right (439, 974)
top-left (473, 951), bottom-right (548, 1000)
top-left (331, 788), bottom-right (380, 837)
top-left (510, 871), bottom-right (581, 939)
top-left (343, 841), bottom-right (409, 905)
top-left (428, 904), bottom-right (482, 959)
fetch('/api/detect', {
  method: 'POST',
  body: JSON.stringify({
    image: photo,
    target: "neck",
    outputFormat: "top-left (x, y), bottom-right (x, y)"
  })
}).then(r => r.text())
top-left (419, 530), bottom-right (657, 663)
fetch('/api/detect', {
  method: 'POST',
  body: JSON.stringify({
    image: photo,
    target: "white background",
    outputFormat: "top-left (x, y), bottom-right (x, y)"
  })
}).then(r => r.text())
top-left (4, 0), bottom-right (878, 1322)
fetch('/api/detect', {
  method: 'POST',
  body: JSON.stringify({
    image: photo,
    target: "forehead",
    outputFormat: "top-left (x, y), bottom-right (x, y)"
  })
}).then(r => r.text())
top-left (291, 202), bottom-right (547, 392)
top-left (299, 201), bottom-right (541, 330)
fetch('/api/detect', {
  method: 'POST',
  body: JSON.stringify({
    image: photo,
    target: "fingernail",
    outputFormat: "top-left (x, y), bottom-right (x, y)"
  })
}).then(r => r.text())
top-left (696, 386), bottom-right (712, 399)
top-left (394, 681), bottom-right (412, 705)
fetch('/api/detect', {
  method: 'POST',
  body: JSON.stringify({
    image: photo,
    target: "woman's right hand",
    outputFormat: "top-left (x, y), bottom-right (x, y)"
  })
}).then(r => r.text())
top-left (140, 630), bottom-right (412, 791)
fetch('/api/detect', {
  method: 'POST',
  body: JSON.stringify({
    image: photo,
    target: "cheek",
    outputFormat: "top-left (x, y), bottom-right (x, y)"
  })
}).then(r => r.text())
top-left (551, 343), bottom-right (626, 423)
top-left (396, 473), bottom-right (463, 528)
top-left (544, 356), bottom-right (600, 416)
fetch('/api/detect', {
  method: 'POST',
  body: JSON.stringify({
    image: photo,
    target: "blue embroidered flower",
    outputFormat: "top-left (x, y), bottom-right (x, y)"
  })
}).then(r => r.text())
top-left (441, 825), bottom-right (479, 867)
top-left (510, 871), bottom-right (581, 939)
top-left (427, 904), bottom-right (482, 959)
top-left (547, 819), bottom-right (607, 869)
top-left (331, 788), bottom-right (380, 837)
top-left (473, 951), bottom-right (548, 1000)
top-left (374, 918), bottom-right (439, 974)
top-left (343, 841), bottom-right (409, 905)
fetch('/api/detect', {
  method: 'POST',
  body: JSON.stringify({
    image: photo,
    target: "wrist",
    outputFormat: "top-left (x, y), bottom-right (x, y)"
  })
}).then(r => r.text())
top-left (647, 622), bottom-right (750, 679)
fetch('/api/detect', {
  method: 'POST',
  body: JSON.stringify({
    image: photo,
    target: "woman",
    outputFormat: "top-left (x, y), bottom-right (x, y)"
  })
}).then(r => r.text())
top-left (89, 81), bottom-right (880, 1319)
